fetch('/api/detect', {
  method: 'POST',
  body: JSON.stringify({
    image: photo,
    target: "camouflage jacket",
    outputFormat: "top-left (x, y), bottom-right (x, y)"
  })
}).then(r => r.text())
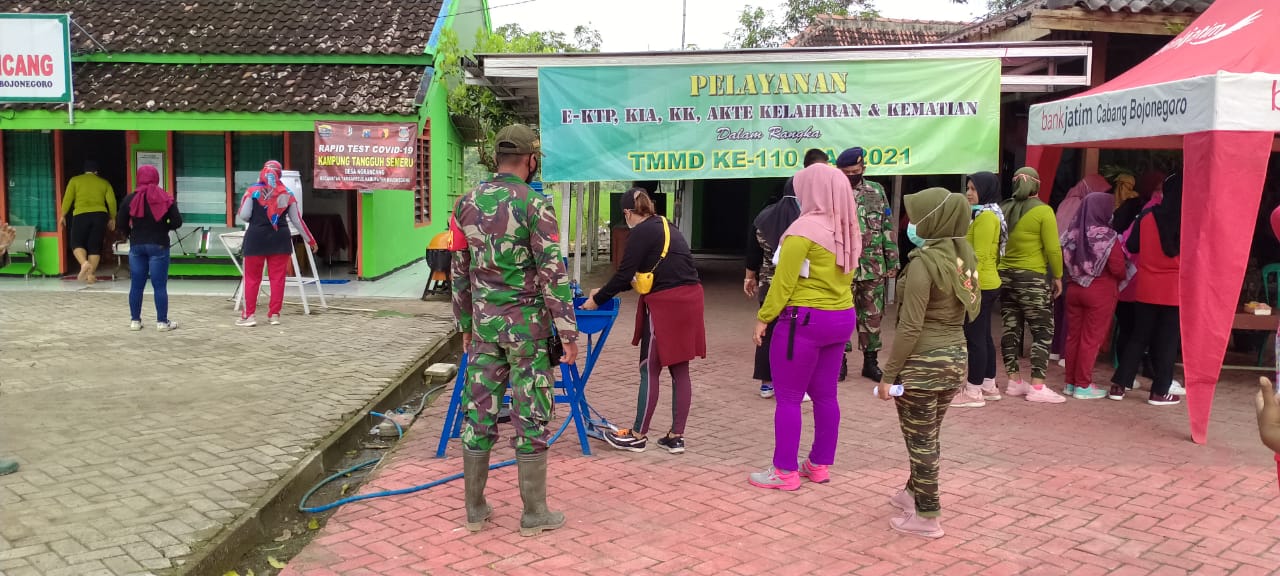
top-left (855, 180), bottom-right (899, 281)
top-left (451, 174), bottom-right (578, 344)
top-left (755, 228), bottom-right (777, 304)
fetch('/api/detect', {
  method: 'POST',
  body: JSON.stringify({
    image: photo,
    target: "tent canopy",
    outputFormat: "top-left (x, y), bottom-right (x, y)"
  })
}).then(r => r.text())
top-left (1025, 0), bottom-right (1280, 444)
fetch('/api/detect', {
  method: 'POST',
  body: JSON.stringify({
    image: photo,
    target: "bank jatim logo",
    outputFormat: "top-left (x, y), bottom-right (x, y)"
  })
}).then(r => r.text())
top-left (1158, 9), bottom-right (1262, 53)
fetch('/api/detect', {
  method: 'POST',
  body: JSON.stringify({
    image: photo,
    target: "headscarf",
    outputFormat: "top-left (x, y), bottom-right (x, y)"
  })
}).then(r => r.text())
top-left (1056, 174), bottom-right (1111, 233)
top-left (755, 177), bottom-right (802, 250)
top-left (129, 164), bottom-right (172, 223)
top-left (1137, 170), bottom-right (1166, 204)
top-left (778, 163), bottom-right (861, 275)
top-left (1061, 192), bottom-right (1130, 289)
top-left (1152, 172), bottom-right (1182, 258)
top-left (906, 188), bottom-right (980, 321)
top-left (1112, 173), bottom-right (1137, 210)
top-left (968, 171), bottom-right (1007, 256)
top-left (1001, 167), bottom-right (1045, 231)
top-left (246, 160), bottom-right (295, 230)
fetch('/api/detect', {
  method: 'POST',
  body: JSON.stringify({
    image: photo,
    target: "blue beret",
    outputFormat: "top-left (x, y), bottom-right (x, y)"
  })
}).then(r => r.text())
top-left (835, 147), bottom-right (865, 168)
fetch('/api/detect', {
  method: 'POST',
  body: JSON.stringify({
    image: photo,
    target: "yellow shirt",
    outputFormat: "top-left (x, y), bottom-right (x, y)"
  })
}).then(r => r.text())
top-left (758, 236), bottom-right (855, 323)
top-left (966, 210), bottom-right (1002, 290)
top-left (62, 173), bottom-right (117, 218)
top-left (998, 204), bottom-right (1063, 278)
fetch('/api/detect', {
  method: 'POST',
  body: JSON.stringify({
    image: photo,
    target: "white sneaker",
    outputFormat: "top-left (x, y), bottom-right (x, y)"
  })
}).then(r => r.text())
top-left (1057, 359), bottom-right (1066, 367)
top-left (803, 393), bottom-right (812, 402)
top-left (157, 321), bottom-right (178, 332)
top-left (268, 315), bottom-right (281, 326)
top-left (236, 316), bottom-right (257, 327)
top-left (129, 320), bottom-right (143, 331)
top-left (1049, 353), bottom-right (1061, 361)
top-left (1167, 380), bottom-right (1185, 395)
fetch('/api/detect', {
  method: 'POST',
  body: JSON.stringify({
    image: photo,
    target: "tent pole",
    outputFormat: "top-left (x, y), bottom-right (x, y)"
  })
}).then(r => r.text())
top-left (889, 175), bottom-right (903, 305)
top-left (574, 182), bottom-right (584, 285)
top-left (587, 182), bottom-right (599, 274)
top-left (558, 182), bottom-right (570, 259)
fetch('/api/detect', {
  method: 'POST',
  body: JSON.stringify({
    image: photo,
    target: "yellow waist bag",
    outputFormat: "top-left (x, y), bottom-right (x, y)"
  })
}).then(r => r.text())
top-left (632, 217), bottom-right (670, 295)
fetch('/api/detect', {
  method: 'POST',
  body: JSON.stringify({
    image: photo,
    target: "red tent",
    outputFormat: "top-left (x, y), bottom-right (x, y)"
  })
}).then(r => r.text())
top-left (1026, 0), bottom-right (1280, 445)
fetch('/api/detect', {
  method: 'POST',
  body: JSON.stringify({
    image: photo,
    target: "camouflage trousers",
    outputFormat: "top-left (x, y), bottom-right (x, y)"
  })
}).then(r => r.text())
top-left (894, 344), bottom-right (965, 518)
top-left (847, 277), bottom-right (888, 353)
top-left (999, 269), bottom-right (1055, 380)
top-left (462, 340), bottom-right (555, 454)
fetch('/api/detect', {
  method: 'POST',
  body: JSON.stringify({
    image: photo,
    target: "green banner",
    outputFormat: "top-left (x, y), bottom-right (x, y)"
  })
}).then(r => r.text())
top-left (538, 59), bottom-right (1000, 182)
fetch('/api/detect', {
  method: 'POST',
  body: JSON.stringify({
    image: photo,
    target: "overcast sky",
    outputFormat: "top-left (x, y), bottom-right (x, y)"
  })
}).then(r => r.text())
top-left (489, 0), bottom-right (986, 52)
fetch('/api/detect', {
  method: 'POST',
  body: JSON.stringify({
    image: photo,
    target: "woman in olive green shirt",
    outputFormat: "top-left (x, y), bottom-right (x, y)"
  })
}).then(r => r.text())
top-left (879, 188), bottom-right (980, 538)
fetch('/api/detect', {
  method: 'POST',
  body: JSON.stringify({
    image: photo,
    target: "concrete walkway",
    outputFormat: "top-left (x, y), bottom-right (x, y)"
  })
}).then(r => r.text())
top-left (0, 287), bottom-right (453, 575)
top-left (281, 262), bottom-right (1280, 576)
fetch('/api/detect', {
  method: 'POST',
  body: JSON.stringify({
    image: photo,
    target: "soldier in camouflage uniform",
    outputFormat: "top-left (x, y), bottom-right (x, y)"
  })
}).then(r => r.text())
top-left (837, 148), bottom-right (899, 382)
top-left (450, 124), bottom-right (579, 537)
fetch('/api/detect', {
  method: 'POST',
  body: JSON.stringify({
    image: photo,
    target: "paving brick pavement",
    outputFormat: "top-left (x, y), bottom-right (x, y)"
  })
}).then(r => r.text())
top-left (279, 261), bottom-right (1280, 576)
top-left (0, 289), bottom-right (454, 575)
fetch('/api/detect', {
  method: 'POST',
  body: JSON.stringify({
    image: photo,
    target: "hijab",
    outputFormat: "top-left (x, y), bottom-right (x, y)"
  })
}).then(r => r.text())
top-left (1061, 192), bottom-right (1130, 288)
top-left (1056, 174), bottom-right (1111, 233)
top-left (129, 164), bottom-right (172, 223)
top-left (1152, 172), bottom-right (1182, 258)
top-left (755, 176), bottom-right (802, 251)
top-left (1001, 167), bottom-right (1045, 231)
top-left (968, 171), bottom-right (1007, 256)
top-left (778, 163), bottom-right (861, 275)
top-left (906, 188), bottom-right (980, 321)
top-left (247, 160), bottom-right (295, 230)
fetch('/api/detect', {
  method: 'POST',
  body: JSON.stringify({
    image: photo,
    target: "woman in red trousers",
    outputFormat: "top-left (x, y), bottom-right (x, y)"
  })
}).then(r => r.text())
top-left (1060, 192), bottom-right (1132, 399)
top-left (236, 160), bottom-right (316, 327)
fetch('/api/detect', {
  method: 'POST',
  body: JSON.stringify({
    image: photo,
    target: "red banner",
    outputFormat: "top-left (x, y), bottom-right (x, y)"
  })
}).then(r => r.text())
top-left (313, 121), bottom-right (418, 190)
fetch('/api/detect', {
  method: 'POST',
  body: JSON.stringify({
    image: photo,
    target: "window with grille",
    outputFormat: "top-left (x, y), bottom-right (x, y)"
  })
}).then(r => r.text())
top-left (414, 128), bottom-right (431, 225)
top-left (173, 133), bottom-right (228, 224)
top-left (231, 133), bottom-right (284, 211)
top-left (3, 131), bottom-right (55, 232)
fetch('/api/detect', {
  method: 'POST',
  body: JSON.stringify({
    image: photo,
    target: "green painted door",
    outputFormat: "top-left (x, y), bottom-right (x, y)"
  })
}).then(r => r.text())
top-left (3, 131), bottom-right (56, 232)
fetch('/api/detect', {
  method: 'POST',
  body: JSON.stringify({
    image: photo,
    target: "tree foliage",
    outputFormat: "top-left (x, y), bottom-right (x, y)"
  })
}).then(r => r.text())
top-left (437, 23), bottom-right (602, 171)
top-left (728, 0), bottom-right (879, 48)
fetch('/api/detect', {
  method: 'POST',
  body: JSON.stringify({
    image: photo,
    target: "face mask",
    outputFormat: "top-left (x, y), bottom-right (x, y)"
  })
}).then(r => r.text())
top-left (266, 173), bottom-right (278, 187)
top-left (847, 174), bottom-right (863, 188)
top-left (906, 223), bottom-right (924, 246)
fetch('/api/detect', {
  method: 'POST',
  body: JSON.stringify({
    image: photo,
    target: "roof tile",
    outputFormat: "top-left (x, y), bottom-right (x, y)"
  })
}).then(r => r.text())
top-left (4, 0), bottom-right (443, 55)
top-left (1, 63), bottom-right (423, 115)
top-left (788, 16), bottom-right (965, 47)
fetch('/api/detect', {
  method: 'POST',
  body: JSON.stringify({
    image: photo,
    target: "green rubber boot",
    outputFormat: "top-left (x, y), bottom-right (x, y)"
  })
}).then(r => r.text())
top-left (462, 448), bottom-right (492, 532)
top-left (0, 458), bottom-right (18, 476)
top-left (516, 451), bottom-right (565, 537)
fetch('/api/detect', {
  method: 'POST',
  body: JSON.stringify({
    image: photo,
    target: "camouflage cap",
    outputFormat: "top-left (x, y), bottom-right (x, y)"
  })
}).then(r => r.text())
top-left (494, 124), bottom-right (542, 156)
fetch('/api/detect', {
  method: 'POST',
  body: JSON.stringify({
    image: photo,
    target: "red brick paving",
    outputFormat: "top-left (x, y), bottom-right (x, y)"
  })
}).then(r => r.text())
top-left (283, 262), bottom-right (1280, 575)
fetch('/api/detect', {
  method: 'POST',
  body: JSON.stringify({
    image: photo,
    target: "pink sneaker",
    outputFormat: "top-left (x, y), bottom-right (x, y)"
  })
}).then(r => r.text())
top-left (980, 378), bottom-right (1002, 401)
top-left (950, 385), bottom-right (986, 408)
top-left (748, 467), bottom-right (801, 491)
top-left (1005, 379), bottom-right (1031, 397)
top-left (890, 489), bottom-right (915, 514)
top-left (1026, 385), bottom-right (1067, 404)
top-left (799, 460), bottom-right (829, 484)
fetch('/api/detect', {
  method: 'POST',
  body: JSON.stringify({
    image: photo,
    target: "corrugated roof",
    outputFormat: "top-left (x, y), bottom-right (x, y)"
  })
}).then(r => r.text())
top-left (942, 0), bottom-right (1213, 43)
top-left (1046, 0), bottom-right (1214, 12)
top-left (787, 15), bottom-right (966, 47)
top-left (1, 63), bottom-right (423, 114)
top-left (4, 0), bottom-right (444, 55)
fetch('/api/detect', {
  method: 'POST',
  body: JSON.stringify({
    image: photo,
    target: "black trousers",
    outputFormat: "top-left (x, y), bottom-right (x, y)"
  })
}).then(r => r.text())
top-left (1114, 301), bottom-right (1156, 382)
top-left (1112, 303), bottom-right (1180, 395)
top-left (753, 314), bottom-right (777, 382)
top-left (963, 288), bottom-right (1000, 385)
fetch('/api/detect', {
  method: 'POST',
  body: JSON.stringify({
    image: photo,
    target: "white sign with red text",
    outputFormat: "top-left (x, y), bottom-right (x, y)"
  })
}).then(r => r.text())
top-left (0, 13), bottom-right (72, 103)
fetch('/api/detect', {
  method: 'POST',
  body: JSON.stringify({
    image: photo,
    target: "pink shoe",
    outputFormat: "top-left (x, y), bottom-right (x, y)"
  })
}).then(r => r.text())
top-left (890, 489), bottom-right (915, 514)
top-left (980, 378), bottom-right (1002, 401)
top-left (890, 511), bottom-right (945, 539)
top-left (799, 460), bottom-right (829, 484)
top-left (1026, 385), bottom-right (1067, 404)
top-left (1005, 379), bottom-right (1031, 397)
top-left (748, 467), bottom-right (801, 491)
top-left (949, 385), bottom-right (986, 408)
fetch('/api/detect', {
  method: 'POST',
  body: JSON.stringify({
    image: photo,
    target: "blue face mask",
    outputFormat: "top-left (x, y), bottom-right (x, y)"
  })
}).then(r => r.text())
top-left (266, 173), bottom-right (278, 187)
top-left (906, 223), bottom-right (924, 246)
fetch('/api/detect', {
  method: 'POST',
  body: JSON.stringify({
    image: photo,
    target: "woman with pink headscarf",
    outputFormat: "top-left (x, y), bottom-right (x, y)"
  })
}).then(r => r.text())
top-left (1051, 174), bottom-right (1112, 363)
top-left (749, 163), bottom-right (860, 492)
